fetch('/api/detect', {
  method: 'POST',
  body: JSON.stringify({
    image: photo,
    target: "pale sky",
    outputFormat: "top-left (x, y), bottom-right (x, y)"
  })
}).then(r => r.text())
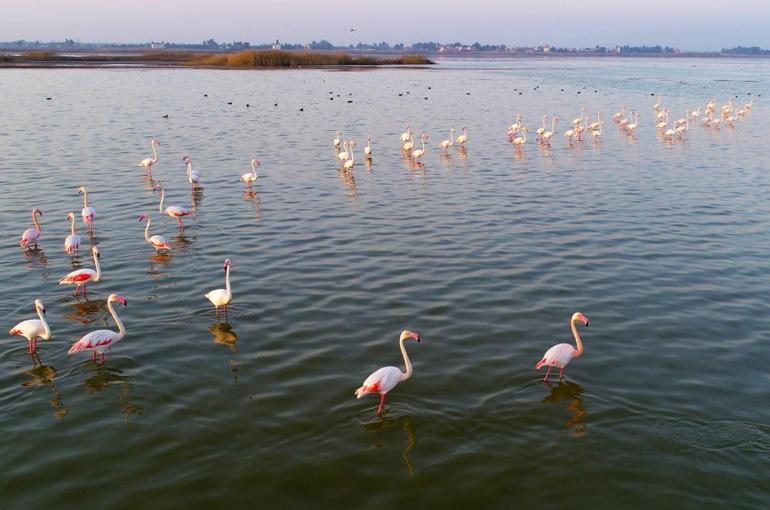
top-left (2, 0), bottom-right (769, 51)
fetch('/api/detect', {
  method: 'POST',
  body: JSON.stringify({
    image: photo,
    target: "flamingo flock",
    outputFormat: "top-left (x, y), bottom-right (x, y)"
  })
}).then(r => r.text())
top-left (9, 90), bottom-right (757, 416)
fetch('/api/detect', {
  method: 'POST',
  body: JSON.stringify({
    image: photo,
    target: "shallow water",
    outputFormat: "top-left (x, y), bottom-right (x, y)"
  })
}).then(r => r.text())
top-left (1, 58), bottom-right (770, 508)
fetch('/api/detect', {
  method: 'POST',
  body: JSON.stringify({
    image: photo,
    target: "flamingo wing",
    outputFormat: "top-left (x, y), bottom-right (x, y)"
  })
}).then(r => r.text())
top-left (166, 206), bottom-right (191, 217)
top-left (149, 235), bottom-right (170, 250)
top-left (535, 343), bottom-right (576, 369)
top-left (10, 319), bottom-right (44, 339)
top-left (59, 268), bottom-right (96, 285)
top-left (355, 366), bottom-right (402, 398)
top-left (20, 228), bottom-right (40, 246)
top-left (68, 330), bottom-right (118, 354)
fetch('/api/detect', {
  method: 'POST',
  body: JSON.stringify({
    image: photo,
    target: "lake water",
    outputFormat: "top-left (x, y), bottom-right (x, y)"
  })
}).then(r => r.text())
top-left (1, 58), bottom-right (770, 508)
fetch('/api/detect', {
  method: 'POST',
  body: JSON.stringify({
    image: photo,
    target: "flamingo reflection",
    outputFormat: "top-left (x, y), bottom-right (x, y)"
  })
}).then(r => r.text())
top-left (22, 355), bottom-right (68, 418)
top-left (209, 323), bottom-right (240, 383)
top-left (542, 380), bottom-right (587, 436)
top-left (363, 415), bottom-right (417, 477)
top-left (83, 364), bottom-right (144, 422)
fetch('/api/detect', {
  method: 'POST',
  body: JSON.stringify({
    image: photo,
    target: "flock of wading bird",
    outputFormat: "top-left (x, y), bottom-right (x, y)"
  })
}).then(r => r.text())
top-left (8, 93), bottom-right (757, 415)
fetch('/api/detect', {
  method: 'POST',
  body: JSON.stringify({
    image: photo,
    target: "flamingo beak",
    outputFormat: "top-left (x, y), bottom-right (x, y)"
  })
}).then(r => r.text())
top-left (118, 297), bottom-right (127, 306)
top-left (410, 332), bottom-right (421, 342)
top-left (41, 306), bottom-right (46, 314)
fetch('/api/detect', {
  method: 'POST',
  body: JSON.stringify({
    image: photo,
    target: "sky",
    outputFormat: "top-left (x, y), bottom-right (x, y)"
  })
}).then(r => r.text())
top-left (3, 0), bottom-right (770, 51)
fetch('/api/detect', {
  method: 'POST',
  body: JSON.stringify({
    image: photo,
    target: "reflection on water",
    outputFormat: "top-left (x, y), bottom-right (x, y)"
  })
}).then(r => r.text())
top-left (172, 232), bottom-right (196, 252)
top-left (148, 252), bottom-right (173, 279)
top-left (22, 356), bottom-right (67, 419)
top-left (242, 190), bottom-right (263, 219)
top-left (62, 297), bottom-right (106, 325)
top-left (542, 381), bottom-right (587, 437)
top-left (209, 323), bottom-right (240, 382)
top-left (190, 189), bottom-right (203, 211)
top-left (83, 364), bottom-right (144, 422)
top-left (363, 415), bottom-right (417, 478)
top-left (22, 248), bottom-right (48, 269)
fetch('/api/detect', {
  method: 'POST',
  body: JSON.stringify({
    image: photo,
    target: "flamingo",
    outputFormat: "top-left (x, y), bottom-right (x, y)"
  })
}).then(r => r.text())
top-left (67, 293), bottom-right (127, 364)
top-left (745, 99), bottom-right (753, 111)
top-left (535, 312), bottom-right (589, 382)
top-left (512, 126), bottom-right (528, 148)
top-left (653, 95), bottom-right (663, 111)
top-left (138, 139), bottom-right (160, 176)
top-left (691, 107), bottom-right (701, 119)
top-left (438, 128), bottom-right (455, 149)
top-left (591, 124), bottom-right (602, 140)
top-left (78, 186), bottom-right (95, 234)
top-left (455, 127), bottom-right (468, 146)
top-left (343, 141), bottom-right (356, 170)
top-left (364, 137), bottom-right (373, 159)
top-left (588, 112), bottom-right (602, 131)
top-left (536, 115), bottom-right (547, 138)
top-left (241, 159), bottom-right (260, 188)
top-left (575, 118), bottom-right (587, 141)
top-left (542, 117), bottom-right (557, 145)
top-left (333, 130), bottom-right (342, 149)
top-left (157, 186), bottom-right (193, 229)
top-left (138, 213), bottom-right (171, 252)
top-left (411, 133), bottom-right (428, 161)
top-left (59, 245), bottom-right (102, 297)
top-left (205, 259), bottom-right (232, 321)
top-left (675, 114), bottom-right (689, 138)
top-left (355, 330), bottom-right (421, 416)
top-left (564, 126), bottom-right (576, 143)
top-left (571, 107), bottom-right (586, 126)
top-left (656, 110), bottom-right (669, 129)
top-left (64, 212), bottom-right (81, 255)
top-left (664, 126), bottom-right (676, 141)
top-left (9, 299), bottom-right (51, 355)
top-left (402, 132), bottom-right (415, 153)
top-left (20, 208), bottom-right (43, 250)
top-left (626, 111), bottom-right (639, 134)
top-left (336, 141), bottom-right (350, 162)
top-left (613, 105), bottom-right (626, 122)
top-left (182, 155), bottom-right (202, 190)
top-left (400, 125), bottom-right (412, 142)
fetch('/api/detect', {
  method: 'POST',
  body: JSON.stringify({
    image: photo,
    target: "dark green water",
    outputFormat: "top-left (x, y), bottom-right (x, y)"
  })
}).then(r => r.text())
top-left (1, 59), bottom-right (769, 508)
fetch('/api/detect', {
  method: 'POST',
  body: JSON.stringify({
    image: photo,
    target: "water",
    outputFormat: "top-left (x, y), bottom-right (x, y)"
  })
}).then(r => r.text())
top-left (1, 58), bottom-right (770, 508)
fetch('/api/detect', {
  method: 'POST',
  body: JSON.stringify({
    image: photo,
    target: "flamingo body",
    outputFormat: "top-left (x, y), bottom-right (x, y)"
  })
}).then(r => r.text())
top-left (68, 293), bottom-right (127, 363)
top-left (536, 312), bottom-right (589, 382)
top-left (9, 299), bottom-right (51, 354)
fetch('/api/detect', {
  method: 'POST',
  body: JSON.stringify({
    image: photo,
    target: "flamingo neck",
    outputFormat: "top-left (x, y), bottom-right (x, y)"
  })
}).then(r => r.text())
top-left (81, 189), bottom-right (89, 208)
top-left (450, 130), bottom-right (454, 143)
top-left (108, 298), bottom-right (126, 338)
top-left (551, 118), bottom-right (556, 131)
top-left (159, 189), bottom-right (165, 212)
top-left (69, 216), bottom-right (76, 236)
top-left (571, 318), bottom-right (584, 358)
top-left (144, 218), bottom-right (152, 243)
top-left (399, 336), bottom-right (413, 381)
top-left (224, 265), bottom-right (231, 295)
top-left (251, 161), bottom-right (258, 180)
top-left (36, 304), bottom-right (51, 339)
top-left (93, 250), bottom-right (102, 282)
top-left (186, 161), bottom-right (193, 181)
top-left (151, 143), bottom-right (158, 164)
top-left (32, 210), bottom-right (41, 231)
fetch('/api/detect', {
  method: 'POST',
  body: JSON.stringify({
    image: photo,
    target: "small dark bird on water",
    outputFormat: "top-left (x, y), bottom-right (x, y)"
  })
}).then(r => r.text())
top-left (162, 114), bottom-right (169, 118)
top-left (227, 101), bottom-right (232, 105)
top-left (330, 97), bottom-right (334, 100)
top-left (347, 100), bottom-right (353, 103)
top-left (274, 103), bottom-right (278, 106)
top-left (299, 107), bottom-right (304, 111)
top-left (246, 104), bottom-right (250, 107)
top-left (46, 97), bottom-right (52, 100)
top-left (204, 94), bottom-right (208, 97)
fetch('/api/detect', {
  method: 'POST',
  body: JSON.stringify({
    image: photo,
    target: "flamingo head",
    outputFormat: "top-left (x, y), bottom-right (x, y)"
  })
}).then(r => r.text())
top-left (34, 299), bottom-right (46, 314)
top-left (77, 186), bottom-right (86, 194)
top-left (400, 330), bottom-right (421, 343)
top-left (67, 212), bottom-right (74, 220)
top-left (252, 159), bottom-right (260, 167)
top-left (138, 213), bottom-right (149, 222)
top-left (32, 208), bottom-right (43, 217)
top-left (92, 246), bottom-right (100, 258)
top-left (152, 139), bottom-right (160, 146)
top-left (109, 293), bottom-right (127, 306)
top-left (450, 127), bottom-right (455, 132)
top-left (572, 312), bottom-right (589, 327)
top-left (223, 259), bottom-right (231, 270)
top-left (182, 155), bottom-right (192, 163)
top-left (422, 133), bottom-right (429, 141)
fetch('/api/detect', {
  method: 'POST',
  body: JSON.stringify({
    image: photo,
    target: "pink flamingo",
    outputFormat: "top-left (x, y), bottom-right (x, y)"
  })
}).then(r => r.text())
top-left (20, 208), bottom-right (43, 250)
top-left (355, 330), bottom-right (421, 416)
top-left (535, 312), bottom-right (589, 382)
top-left (205, 259), bottom-right (232, 321)
top-left (78, 186), bottom-right (95, 234)
top-left (182, 155), bottom-right (202, 190)
top-left (67, 293), bottom-right (127, 364)
top-left (59, 246), bottom-right (102, 297)
top-left (138, 213), bottom-right (171, 252)
top-left (9, 299), bottom-right (51, 355)
top-left (64, 212), bottom-right (81, 255)
top-left (138, 139), bottom-right (160, 176)
top-left (156, 186), bottom-right (193, 229)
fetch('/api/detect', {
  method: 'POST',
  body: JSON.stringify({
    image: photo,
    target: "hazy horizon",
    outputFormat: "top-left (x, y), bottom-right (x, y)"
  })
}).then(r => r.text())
top-left (3, 0), bottom-right (770, 51)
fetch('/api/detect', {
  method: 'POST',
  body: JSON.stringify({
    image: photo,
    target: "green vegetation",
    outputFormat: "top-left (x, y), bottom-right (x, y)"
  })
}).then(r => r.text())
top-left (0, 50), bottom-right (433, 67)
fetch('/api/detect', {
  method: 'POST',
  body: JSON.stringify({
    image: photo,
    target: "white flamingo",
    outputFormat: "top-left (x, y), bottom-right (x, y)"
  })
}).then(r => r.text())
top-left (138, 139), bottom-right (160, 176)
top-left (411, 133), bottom-right (428, 160)
top-left (67, 293), bottom-right (127, 364)
top-left (535, 312), bottom-right (589, 381)
top-left (64, 212), bottom-right (81, 255)
top-left (355, 330), bottom-right (421, 416)
top-left (364, 137), bottom-right (373, 159)
top-left (138, 213), bottom-right (171, 252)
top-left (182, 155), bottom-right (202, 190)
top-left (205, 259), bottom-right (232, 321)
top-left (241, 159), bottom-right (260, 188)
top-left (535, 115), bottom-right (547, 138)
top-left (402, 132), bottom-right (415, 153)
top-left (78, 186), bottom-right (95, 234)
top-left (333, 130), bottom-right (342, 149)
top-left (541, 117), bottom-right (557, 145)
top-left (455, 127), bottom-right (468, 146)
top-left (512, 126), bottom-right (528, 148)
top-left (157, 186), bottom-right (193, 229)
top-left (20, 208), bottom-right (43, 250)
top-left (9, 299), bottom-right (51, 355)
top-left (400, 125), bottom-right (412, 142)
top-left (343, 141), bottom-right (356, 170)
top-left (438, 128), bottom-right (455, 149)
top-left (59, 245), bottom-right (102, 297)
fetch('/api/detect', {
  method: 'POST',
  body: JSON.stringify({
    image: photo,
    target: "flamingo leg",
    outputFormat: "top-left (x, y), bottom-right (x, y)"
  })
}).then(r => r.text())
top-left (27, 339), bottom-right (33, 355)
top-left (91, 351), bottom-right (97, 362)
top-left (73, 285), bottom-right (80, 296)
top-left (99, 352), bottom-right (105, 364)
top-left (83, 284), bottom-right (88, 299)
top-left (559, 367), bottom-right (565, 380)
top-left (32, 337), bottom-right (38, 353)
top-left (376, 393), bottom-right (387, 416)
top-left (543, 365), bottom-right (553, 382)
top-left (215, 306), bottom-right (220, 322)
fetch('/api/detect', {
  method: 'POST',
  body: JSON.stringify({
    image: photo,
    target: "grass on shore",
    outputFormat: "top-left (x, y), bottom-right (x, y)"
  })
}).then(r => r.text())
top-left (0, 50), bottom-right (433, 67)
